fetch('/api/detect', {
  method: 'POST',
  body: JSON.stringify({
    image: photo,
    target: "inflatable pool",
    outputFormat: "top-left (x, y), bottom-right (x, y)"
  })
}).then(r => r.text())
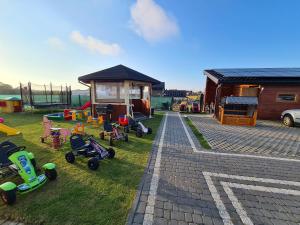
top-left (46, 113), bottom-right (64, 121)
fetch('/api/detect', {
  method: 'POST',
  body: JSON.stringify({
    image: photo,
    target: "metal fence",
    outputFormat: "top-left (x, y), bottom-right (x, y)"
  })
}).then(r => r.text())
top-left (151, 96), bottom-right (173, 110)
top-left (20, 82), bottom-right (71, 108)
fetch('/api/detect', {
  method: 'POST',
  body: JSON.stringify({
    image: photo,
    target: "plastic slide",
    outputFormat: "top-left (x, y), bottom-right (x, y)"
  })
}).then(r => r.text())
top-left (0, 123), bottom-right (21, 136)
top-left (77, 101), bottom-right (91, 110)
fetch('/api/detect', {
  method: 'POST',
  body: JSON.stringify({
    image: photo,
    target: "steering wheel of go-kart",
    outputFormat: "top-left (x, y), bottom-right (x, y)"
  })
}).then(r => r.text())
top-left (6, 146), bottom-right (26, 157)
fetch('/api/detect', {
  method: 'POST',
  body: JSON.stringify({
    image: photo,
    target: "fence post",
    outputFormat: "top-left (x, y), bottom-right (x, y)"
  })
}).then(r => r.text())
top-left (28, 82), bottom-right (33, 108)
top-left (69, 86), bottom-right (72, 107)
top-left (79, 95), bottom-right (82, 107)
top-left (44, 84), bottom-right (48, 103)
top-left (50, 83), bottom-right (53, 105)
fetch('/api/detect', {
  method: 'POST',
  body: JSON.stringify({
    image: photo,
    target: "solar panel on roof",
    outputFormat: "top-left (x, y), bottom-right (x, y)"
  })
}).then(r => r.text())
top-left (214, 68), bottom-right (300, 77)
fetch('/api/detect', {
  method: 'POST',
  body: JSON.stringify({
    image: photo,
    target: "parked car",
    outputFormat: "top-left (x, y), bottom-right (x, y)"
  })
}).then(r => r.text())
top-left (281, 109), bottom-right (300, 127)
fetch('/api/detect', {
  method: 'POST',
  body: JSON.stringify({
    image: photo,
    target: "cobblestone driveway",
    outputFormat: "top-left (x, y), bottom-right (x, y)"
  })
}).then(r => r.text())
top-left (128, 112), bottom-right (300, 225)
top-left (190, 115), bottom-right (300, 157)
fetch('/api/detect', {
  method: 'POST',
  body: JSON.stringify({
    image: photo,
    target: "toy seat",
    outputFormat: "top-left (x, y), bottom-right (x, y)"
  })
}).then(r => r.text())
top-left (0, 141), bottom-right (17, 168)
top-left (104, 120), bottom-right (113, 132)
top-left (70, 135), bottom-right (95, 156)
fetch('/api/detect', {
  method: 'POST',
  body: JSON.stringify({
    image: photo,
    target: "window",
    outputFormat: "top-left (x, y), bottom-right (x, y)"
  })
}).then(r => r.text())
top-left (129, 86), bottom-right (141, 99)
top-left (276, 93), bottom-right (297, 102)
top-left (95, 82), bottom-right (123, 100)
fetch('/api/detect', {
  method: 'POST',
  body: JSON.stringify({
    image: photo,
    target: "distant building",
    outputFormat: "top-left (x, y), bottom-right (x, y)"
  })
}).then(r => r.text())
top-left (204, 68), bottom-right (300, 120)
top-left (164, 89), bottom-right (188, 98)
top-left (152, 82), bottom-right (165, 96)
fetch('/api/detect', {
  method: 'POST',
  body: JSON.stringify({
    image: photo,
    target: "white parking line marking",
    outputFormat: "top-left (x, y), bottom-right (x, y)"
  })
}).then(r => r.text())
top-left (203, 172), bottom-right (300, 225)
top-left (179, 113), bottom-right (300, 163)
top-left (221, 182), bottom-right (254, 225)
top-left (203, 173), bottom-right (234, 225)
top-left (178, 112), bottom-right (199, 153)
top-left (143, 113), bottom-right (168, 225)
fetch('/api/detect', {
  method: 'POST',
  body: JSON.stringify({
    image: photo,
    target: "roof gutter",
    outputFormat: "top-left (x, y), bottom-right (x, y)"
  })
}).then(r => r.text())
top-left (79, 80), bottom-right (90, 88)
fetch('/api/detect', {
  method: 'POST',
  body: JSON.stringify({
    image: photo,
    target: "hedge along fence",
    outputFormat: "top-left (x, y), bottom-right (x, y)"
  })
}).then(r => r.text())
top-left (151, 96), bottom-right (173, 110)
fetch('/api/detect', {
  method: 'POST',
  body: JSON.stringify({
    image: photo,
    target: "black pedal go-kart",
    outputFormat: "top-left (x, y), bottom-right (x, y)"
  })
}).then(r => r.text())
top-left (125, 116), bottom-right (152, 138)
top-left (65, 135), bottom-right (115, 170)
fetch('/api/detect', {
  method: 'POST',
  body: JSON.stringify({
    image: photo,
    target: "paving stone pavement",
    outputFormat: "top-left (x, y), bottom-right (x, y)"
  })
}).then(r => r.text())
top-left (127, 112), bottom-right (300, 225)
top-left (189, 115), bottom-right (300, 157)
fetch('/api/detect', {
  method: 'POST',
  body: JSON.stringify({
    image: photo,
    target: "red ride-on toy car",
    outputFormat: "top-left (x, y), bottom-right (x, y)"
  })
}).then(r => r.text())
top-left (100, 120), bottom-right (128, 146)
top-left (192, 102), bottom-right (200, 113)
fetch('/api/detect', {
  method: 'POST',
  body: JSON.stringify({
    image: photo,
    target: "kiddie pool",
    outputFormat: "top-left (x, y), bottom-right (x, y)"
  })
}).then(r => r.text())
top-left (46, 113), bottom-right (64, 121)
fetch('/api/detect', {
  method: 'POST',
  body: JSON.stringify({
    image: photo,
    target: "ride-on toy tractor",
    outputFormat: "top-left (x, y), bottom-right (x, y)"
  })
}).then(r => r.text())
top-left (124, 116), bottom-right (152, 138)
top-left (65, 135), bottom-right (115, 170)
top-left (100, 121), bottom-right (128, 146)
top-left (0, 141), bottom-right (57, 205)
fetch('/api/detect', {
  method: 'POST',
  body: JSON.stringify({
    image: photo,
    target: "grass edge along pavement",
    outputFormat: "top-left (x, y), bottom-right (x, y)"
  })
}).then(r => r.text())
top-left (184, 116), bottom-right (211, 149)
top-left (0, 111), bottom-right (164, 225)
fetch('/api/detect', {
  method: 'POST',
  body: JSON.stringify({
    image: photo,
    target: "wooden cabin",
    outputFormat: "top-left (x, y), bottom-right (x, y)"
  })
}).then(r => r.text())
top-left (78, 65), bottom-right (161, 121)
top-left (204, 68), bottom-right (300, 121)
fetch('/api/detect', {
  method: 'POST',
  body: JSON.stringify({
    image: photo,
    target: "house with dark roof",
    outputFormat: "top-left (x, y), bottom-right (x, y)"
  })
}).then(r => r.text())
top-left (78, 64), bottom-right (161, 120)
top-left (204, 68), bottom-right (300, 120)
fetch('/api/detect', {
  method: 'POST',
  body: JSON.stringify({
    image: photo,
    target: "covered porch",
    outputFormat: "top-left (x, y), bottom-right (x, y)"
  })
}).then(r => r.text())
top-left (78, 65), bottom-right (161, 121)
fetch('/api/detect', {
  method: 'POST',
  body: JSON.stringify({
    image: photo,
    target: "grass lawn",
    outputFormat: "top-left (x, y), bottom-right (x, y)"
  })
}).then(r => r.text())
top-left (0, 111), bottom-right (163, 225)
top-left (184, 116), bottom-right (211, 149)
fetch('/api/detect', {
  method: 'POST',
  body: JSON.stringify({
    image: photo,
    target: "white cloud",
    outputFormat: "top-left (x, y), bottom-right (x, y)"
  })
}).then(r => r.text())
top-left (70, 31), bottom-right (122, 56)
top-left (47, 37), bottom-right (65, 50)
top-left (130, 0), bottom-right (179, 42)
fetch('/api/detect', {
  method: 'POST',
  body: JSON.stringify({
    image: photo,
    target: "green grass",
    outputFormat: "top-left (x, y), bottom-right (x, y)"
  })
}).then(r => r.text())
top-left (184, 116), bottom-right (211, 149)
top-left (0, 112), bottom-right (163, 225)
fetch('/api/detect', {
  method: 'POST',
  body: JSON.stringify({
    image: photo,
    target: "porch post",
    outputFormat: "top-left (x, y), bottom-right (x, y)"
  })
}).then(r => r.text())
top-left (149, 84), bottom-right (152, 118)
top-left (124, 81), bottom-right (130, 116)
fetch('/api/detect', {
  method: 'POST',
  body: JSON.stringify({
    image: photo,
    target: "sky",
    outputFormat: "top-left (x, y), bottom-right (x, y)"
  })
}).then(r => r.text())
top-left (1, 0), bottom-right (300, 91)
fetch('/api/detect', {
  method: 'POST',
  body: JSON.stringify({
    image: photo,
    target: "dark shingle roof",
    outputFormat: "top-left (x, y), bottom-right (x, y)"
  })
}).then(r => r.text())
top-left (78, 64), bottom-right (161, 85)
top-left (205, 68), bottom-right (300, 84)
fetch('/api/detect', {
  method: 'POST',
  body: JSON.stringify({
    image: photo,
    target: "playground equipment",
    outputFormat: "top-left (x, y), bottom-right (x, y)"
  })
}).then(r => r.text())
top-left (100, 121), bottom-right (128, 146)
top-left (20, 82), bottom-right (71, 109)
top-left (87, 115), bottom-right (103, 127)
top-left (40, 117), bottom-right (71, 145)
top-left (72, 123), bottom-right (85, 136)
top-left (125, 116), bottom-right (152, 137)
top-left (0, 97), bottom-right (22, 113)
top-left (0, 141), bottom-right (57, 205)
top-left (192, 102), bottom-right (200, 113)
top-left (77, 101), bottom-right (91, 110)
top-left (65, 135), bottom-right (115, 170)
top-left (0, 119), bottom-right (21, 136)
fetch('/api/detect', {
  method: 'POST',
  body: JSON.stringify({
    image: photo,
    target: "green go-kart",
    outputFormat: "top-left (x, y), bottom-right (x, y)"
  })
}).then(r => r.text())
top-left (0, 141), bottom-right (57, 205)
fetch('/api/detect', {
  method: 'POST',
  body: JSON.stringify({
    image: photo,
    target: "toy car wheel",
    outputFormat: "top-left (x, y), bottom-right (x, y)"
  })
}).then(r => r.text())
top-left (109, 137), bottom-right (113, 146)
top-left (65, 152), bottom-right (75, 164)
top-left (124, 126), bottom-right (129, 133)
top-left (107, 148), bottom-right (115, 159)
top-left (45, 169), bottom-right (57, 181)
top-left (147, 127), bottom-right (152, 134)
top-left (100, 132), bottom-right (105, 140)
top-left (124, 134), bottom-right (129, 142)
top-left (136, 128), bottom-right (143, 138)
top-left (88, 157), bottom-right (99, 170)
top-left (0, 189), bottom-right (16, 205)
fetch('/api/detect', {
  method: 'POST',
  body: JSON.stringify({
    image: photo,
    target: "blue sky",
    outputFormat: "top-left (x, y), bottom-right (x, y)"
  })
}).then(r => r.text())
top-left (1, 0), bottom-right (300, 91)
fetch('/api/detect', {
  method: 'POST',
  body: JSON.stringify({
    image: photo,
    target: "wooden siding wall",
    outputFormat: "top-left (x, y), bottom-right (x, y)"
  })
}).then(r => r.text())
top-left (204, 77), bottom-right (217, 106)
top-left (257, 85), bottom-right (300, 120)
